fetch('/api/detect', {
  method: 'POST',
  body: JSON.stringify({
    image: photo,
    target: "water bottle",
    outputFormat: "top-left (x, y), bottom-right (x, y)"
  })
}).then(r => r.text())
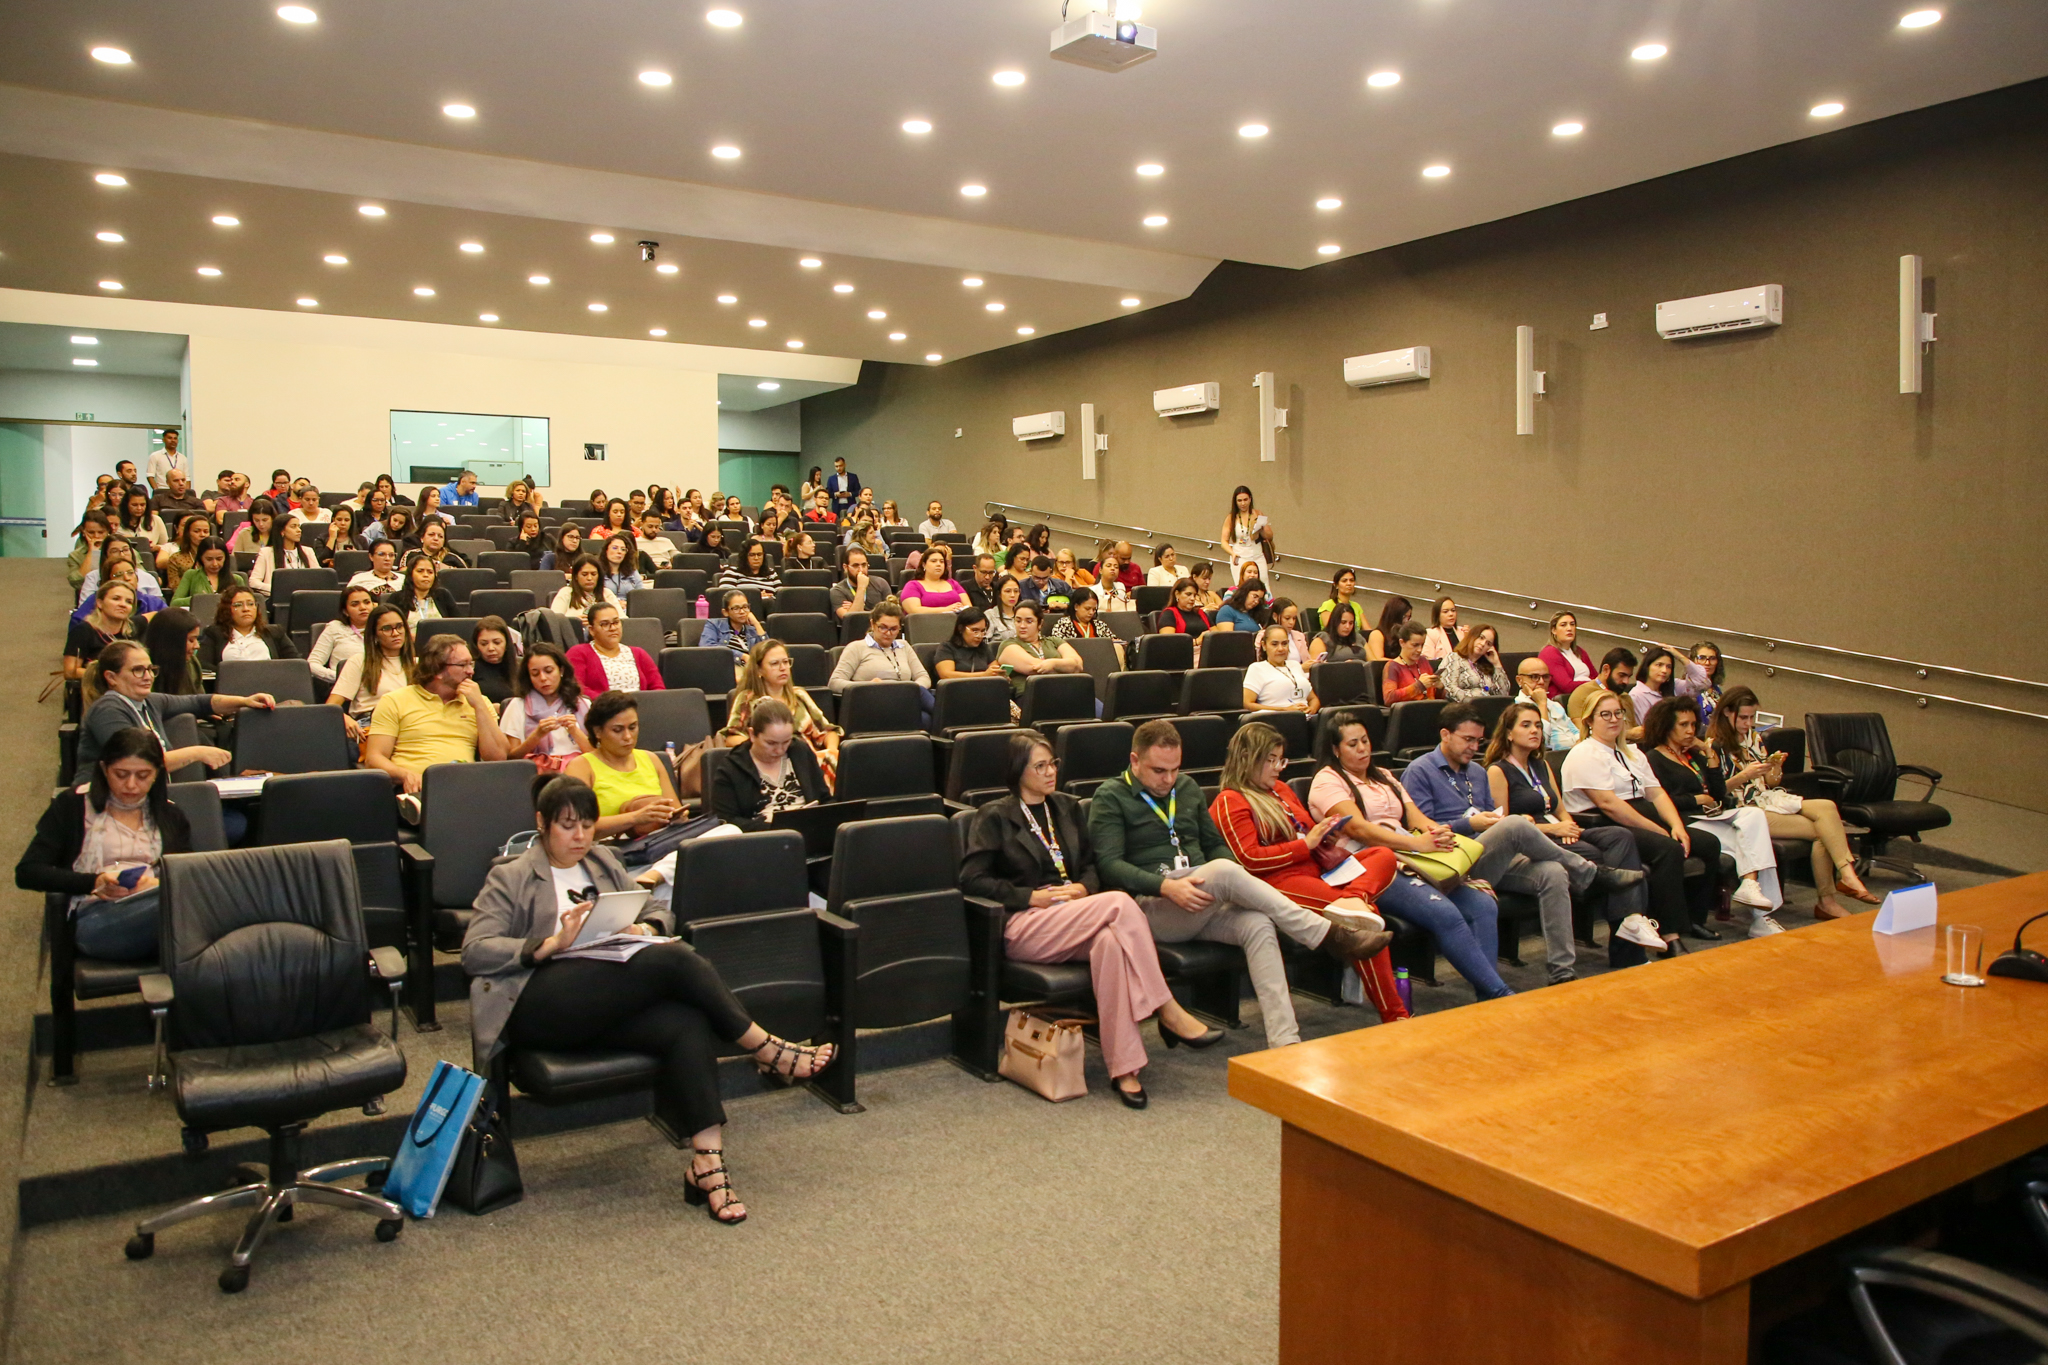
top-left (1394, 966), bottom-right (1412, 1012)
top-left (694, 593), bottom-right (709, 619)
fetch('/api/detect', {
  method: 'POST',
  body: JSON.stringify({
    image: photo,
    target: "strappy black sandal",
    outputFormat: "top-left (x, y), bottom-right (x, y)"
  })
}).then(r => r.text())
top-left (753, 1036), bottom-right (833, 1083)
top-left (685, 1148), bottom-right (746, 1225)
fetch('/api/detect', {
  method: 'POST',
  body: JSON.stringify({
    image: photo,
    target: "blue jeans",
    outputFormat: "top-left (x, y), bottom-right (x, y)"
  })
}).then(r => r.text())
top-left (74, 888), bottom-right (161, 961)
top-left (1376, 872), bottom-right (1512, 1000)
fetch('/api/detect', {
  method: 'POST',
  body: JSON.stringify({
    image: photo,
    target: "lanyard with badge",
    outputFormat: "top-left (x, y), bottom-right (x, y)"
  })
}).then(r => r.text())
top-left (1018, 802), bottom-right (1068, 880)
top-left (118, 694), bottom-right (169, 748)
top-left (1126, 771), bottom-right (1189, 871)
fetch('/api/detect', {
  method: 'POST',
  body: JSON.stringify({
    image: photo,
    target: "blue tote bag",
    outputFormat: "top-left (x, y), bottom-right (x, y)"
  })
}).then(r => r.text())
top-left (384, 1060), bottom-right (485, 1219)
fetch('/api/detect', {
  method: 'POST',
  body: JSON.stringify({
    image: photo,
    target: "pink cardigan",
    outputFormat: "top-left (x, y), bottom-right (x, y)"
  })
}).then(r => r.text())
top-left (1538, 643), bottom-right (1594, 700)
top-left (565, 642), bottom-right (664, 696)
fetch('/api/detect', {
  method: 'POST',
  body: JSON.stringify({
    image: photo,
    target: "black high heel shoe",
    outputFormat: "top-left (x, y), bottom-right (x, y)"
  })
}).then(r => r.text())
top-left (684, 1148), bottom-right (746, 1225)
top-left (1111, 1076), bottom-right (1148, 1109)
top-left (1158, 1016), bottom-right (1224, 1050)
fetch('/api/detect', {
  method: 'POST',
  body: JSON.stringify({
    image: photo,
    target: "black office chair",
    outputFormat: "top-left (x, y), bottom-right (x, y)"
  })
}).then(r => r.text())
top-left (1019, 673), bottom-right (1096, 737)
top-left (1256, 710), bottom-right (1315, 780)
top-left (481, 524), bottom-right (517, 549)
top-left (125, 841), bottom-right (407, 1293)
top-left (1312, 660), bottom-right (1373, 709)
top-left (765, 613), bottom-right (839, 649)
top-left (1181, 667), bottom-right (1246, 721)
top-left (1133, 586), bottom-right (1171, 615)
top-left (932, 676), bottom-right (1012, 737)
top-left (671, 553), bottom-right (720, 577)
top-left (1167, 714), bottom-right (1231, 788)
top-left (412, 617), bottom-right (480, 656)
top-left (331, 550), bottom-right (371, 578)
top-left (1804, 712), bottom-right (1952, 880)
top-left (233, 704), bottom-right (355, 774)
top-left (1763, 1246), bottom-right (2048, 1365)
top-left (217, 659), bottom-right (317, 706)
top-left (658, 647), bottom-right (735, 726)
top-left (945, 726), bottom-right (1026, 806)
top-left (1469, 695), bottom-right (1514, 736)
top-left (1315, 704), bottom-right (1390, 758)
top-left (1054, 721), bottom-right (1134, 797)
top-left (1199, 629), bottom-right (1258, 670)
top-left (469, 588), bottom-right (536, 621)
top-left (836, 734), bottom-right (944, 817)
top-left (410, 760), bottom-right (539, 954)
top-left (652, 568), bottom-right (708, 603)
top-left (265, 568), bottom-right (338, 621)
top-left (284, 589), bottom-right (343, 644)
top-left (1103, 671), bottom-right (1177, 724)
top-left (510, 569), bottom-right (567, 599)
top-left (258, 769), bottom-right (397, 846)
top-left (838, 680), bottom-right (923, 736)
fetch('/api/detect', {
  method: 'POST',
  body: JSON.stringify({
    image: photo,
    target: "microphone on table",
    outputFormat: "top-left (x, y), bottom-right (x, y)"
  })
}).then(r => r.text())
top-left (1987, 909), bottom-right (2048, 983)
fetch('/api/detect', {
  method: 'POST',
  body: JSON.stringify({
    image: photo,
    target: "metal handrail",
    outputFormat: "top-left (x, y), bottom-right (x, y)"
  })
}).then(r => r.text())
top-left (984, 500), bottom-right (2048, 724)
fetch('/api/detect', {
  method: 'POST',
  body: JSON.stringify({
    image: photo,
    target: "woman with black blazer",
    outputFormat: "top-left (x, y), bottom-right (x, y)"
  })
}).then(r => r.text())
top-left (958, 730), bottom-right (1220, 1109)
top-left (17, 726), bottom-right (192, 961)
top-left (708, 698), bottom-right (829, 830)
top-left (195, 586), bottom-right (299, 675)
top-left (463, 774), bottom-right (829, 1224)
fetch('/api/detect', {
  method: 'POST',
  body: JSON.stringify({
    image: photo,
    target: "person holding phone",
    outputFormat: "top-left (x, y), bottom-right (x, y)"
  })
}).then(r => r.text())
top-left (562, 692), bottom-right (685, 840)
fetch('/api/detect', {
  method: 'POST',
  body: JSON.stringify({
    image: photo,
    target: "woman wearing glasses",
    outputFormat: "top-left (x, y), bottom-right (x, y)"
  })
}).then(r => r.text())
top-left (72, 640), bottom-right (274, 782)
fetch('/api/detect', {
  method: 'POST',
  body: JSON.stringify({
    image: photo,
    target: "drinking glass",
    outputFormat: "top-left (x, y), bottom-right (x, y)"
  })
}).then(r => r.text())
top-left (1942, 923), bottom-right (1986, 987)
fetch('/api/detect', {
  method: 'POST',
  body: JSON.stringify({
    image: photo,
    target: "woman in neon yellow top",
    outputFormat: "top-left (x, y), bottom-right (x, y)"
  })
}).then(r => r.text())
top-left (562, 692), bottom-right (685, 840)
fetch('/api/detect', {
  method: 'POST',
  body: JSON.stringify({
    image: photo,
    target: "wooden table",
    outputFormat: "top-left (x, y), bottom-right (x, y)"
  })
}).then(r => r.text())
top-left (1230, 873), bottom-right (2048, 1365)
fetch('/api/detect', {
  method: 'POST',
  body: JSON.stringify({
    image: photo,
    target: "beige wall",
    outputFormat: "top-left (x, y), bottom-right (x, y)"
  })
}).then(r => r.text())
top-left (804, 81), bottom-right (2048, 812)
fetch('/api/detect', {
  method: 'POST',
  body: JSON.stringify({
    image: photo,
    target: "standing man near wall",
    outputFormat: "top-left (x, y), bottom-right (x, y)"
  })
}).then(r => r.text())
top-left (441, 470), bottom-right (481, 508)
top-left (145, 430), bottom-right (188, 492)
top-left (824, 457), bottom-right (861, 520)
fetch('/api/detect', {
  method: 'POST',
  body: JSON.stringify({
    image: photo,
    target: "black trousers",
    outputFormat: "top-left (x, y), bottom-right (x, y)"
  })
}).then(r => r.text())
top-left (1583, 807), bottom-right (1720, 934)
top-left (508, 941), bottom-right (753, 1138)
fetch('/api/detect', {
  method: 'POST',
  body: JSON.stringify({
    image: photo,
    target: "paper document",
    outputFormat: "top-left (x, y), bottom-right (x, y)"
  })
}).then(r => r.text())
top-left (1320, 856), bottom-right (1366, 886)
top-left (210, 775), bottom-right (268, 800)
top-left (1872, 882), bottom-right (1938, 936)
top-left (555, 933), bottom-right (673, 964)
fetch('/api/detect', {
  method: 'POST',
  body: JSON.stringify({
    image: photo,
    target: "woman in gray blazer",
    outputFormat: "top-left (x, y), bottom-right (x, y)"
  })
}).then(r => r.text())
top-left (463, 774), bottom-right (833, 1224)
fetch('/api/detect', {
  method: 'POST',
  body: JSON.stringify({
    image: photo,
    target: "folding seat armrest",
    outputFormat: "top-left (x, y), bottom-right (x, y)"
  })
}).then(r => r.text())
top-left (958, 896), bottom-right (1009, 1079)
top-left (1896, 763), bottom-right (1943, 798)
top-left (1780, 769), bottom-right (1846, 800)
top-left (943, 797), bottom-right (976, 816)
top-left (395, 843), bottom-right (439, 1029)
top-left (813, 910), bottom-right (861, 1112)
top-left (368, 946), bottom-right (407, 1039)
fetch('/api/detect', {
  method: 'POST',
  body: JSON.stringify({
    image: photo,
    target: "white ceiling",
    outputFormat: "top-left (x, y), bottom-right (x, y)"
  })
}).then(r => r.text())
top-left (0, 320), bottom-right (184, 377)
top-left (716, 375), bottom-right (840, 413)
top-left (0, 0), bottom-right (2041, 359)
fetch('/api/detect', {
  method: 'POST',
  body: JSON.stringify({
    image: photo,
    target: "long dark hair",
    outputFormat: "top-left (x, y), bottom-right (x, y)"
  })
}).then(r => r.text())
top-left (472, 614), bottom-right (521, 686)
top-left (242, 497), bottom-right (280, 549)
top-left (1227, 484), bottom-right (1255, 531)
top-left (1314, 708), bottom-right (1398, 792)
top-left (1373, 595), bottom-right (1412, 645)
top-left (1227, 578), bottom-right (1269, 624)
top-left (87, 726), bottom-right (175, 830)
top-left (213, 586), bottom-right (260, 636)
top-left (1323, 602), bottom-right (1359, 641)
top-left (1639, 646), bottom-right (1682, 698)
top-left (519, 641), bottom-right (582, 708)
top-left (1025, 523), bottom-right (1050, 554)
top-left (143, 607), bottom-right (202, 695)
top-left (362, 602), bottom-right (416, 675)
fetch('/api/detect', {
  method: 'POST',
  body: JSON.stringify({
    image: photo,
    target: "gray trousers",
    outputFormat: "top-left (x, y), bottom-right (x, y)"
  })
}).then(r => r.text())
top-left (1468, 815), bottom-right (1599, 982)
top-left (1137, 859), bottom-right (1332, 1049)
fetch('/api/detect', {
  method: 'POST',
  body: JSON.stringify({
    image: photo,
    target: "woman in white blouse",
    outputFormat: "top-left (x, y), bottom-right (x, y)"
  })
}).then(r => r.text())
top-left (1146, 543), bottom-right (1181, 588)
top-left (307, 585), bottom-right (376, 685)
top-left (499, 642), bottom-right (592, 770)
top-left (1242, 624), bottom-right (1320, 715)
top-left (247, 516), bottom-right (321, 595)
top-left (550, 554), bottom-right (623, 622)
top-left (327, 604), bottom-right (413, 741)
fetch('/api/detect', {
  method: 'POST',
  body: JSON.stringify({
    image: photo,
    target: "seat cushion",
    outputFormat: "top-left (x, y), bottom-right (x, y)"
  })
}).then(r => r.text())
top-left (1001, 960), bottom-right (1094, 1002)
top-left (1841, 800), bottom-right (1952, 836)
top-left (73, 955), bottom-right (155, 1001)
top-left (174, 1024), bottom-right (405, 1132)
top-left (1154, 940), bottom-right (1240, 978)
top-left (509, 1047), bottom-right (661, 1104)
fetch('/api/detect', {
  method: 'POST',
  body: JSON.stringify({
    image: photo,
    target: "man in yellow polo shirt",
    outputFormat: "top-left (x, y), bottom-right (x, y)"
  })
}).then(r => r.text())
top-left (365, 633), bottom-right (510, 797)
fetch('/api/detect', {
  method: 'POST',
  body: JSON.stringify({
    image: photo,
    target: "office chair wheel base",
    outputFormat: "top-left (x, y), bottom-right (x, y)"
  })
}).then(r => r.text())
top-left (180, 1129), bottom-right (208, 1158)
top-left (375, 1219), bottom-right (402, 1243)
top-left (123, 1233), bottom-right (153, 1261)
top-left (276, 1203), bottom-right (293, 1223)
top-left (217, 1265), bottom-right (249, 1294)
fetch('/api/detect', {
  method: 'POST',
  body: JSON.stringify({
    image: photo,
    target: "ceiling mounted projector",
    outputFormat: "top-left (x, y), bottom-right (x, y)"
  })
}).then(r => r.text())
top-left (1050, 6), bottom-right (1157, 72)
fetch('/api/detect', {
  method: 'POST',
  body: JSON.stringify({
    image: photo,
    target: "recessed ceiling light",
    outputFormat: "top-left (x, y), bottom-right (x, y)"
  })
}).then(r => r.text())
top-left (460, 241), bottom-right (485, 253)
top-left (196, 266), bottom-right (222, 276)
top-left (926, 353), bottom-right (943, 362)
top-left (785, 339), bottom-right (803, 349)
top-left (991, 70), bottom-right (1026, 87)
top-left (1121, 297), bottom-right (1140, 307)
top-left (1136, 163), bottom-right (1164, 176)
top-left (95, 172), bottom-right (127, 186)
top-left (706, 9), bottom-right (742, 27)
top-left (98, 280), bottom-right (123, 291)
top-left (888, 331), bottom-right (906, 341)
top-left (649, 327), bottom-right (667, 337)
top-left (758, 381), bottom-right (781, 391)
top-left (589, 232), bottom-right (614, 244)
top-left (413, 286), bottom-right (436, 297)
top-left (710, 144), bottom-right (741, 159)
top-left (96, 231), bottom-right (124, 243)
top-left (902, 119), bottom-right (932, 134)
top-left (587, 302), bottom-right (608, 312)
top-left (74, 357), bottom-right (100, 367)
top-left (324, 254), bottom-right (348, 265)
top-left (1552, 121), bottom-right (1585, 137)
top-left (212, 214), bottom-right (240, 227)
top-left (358, 204), bottom-right (386, 217)
top-left (1366, 70), bottom-right (1400, 88)
top-left (91, 47), bottom-right (132, 65)
top-left (1317, 244), bottom-right (1340, 255)
top-left (297, 297), bottom-right (318, 307)
top-left (747, 318), bottom-right (767, 327)
top-left (717, 293), bottom-right (738, 304)
top-left (1141, 214), bottom-right (1168, 227)
top-left (985, 301), bottom-right (1005, 312)
top-left (1422, 163), bottom-right (1451, 178)
top-left (1810, 101), bottom-right (1845, 118)
top-left (1315, 196), bottom-right (1342, 210)
top-left (655, 262), bottom-right (679, 274)
top-left (867, 309), bottom-right (887, 320)
top-left (70, 336), bottom-right (97, 345)
top-left (277, 5), bottom-right (318, 22)
top-left (479, 313), bottom-right (499, 322)
top-left (1016, 326), bottom-right (1035, 336)
top-left (832, 283), bottom-right (855, 294)
top-left (1238, 123), bottom-right (1269, 138)
top-left (638, 70), bottom-right (672, 87)
top-left (960, 183), bottom-right (988, 197)
top-left (443, 103), bottom-right (476, 119)
top-left (528, 274), bottom-right (550, 285)
top-left (1631, 43), bottom-right (1668, 61)
top-left (1899, 9), bottom-right (1941, 26)
top-left (798, 257), bottom-right (822, 268)
top-left (962, 276), bottom-right (983, 288)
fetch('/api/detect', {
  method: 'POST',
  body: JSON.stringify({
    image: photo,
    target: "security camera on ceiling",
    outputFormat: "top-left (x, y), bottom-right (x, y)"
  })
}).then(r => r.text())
top-left (1050, 1), bottom-right (1157, 72)
top-left (638, 241), bottom-right (659, 263)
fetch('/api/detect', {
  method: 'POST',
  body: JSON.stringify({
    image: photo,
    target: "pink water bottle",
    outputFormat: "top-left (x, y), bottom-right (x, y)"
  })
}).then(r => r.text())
top-left (694, 594), bottom-right (709, 618)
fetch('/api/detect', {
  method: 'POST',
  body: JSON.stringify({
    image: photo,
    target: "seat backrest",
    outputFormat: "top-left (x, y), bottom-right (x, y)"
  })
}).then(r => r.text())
top-left (218, 658), bottom-right (318, 706)
top-left (837, 734), bottom-right (936, 799)
top-left (905, 612), bottom-right (956, 645)
top-left (284, 589), bottom-right (343, 638)
top-left (269, 567), bottom-right (339, 610)
top-left (652, 568), bottom-right (708, 602)
top-left (1133, 586), bottom-right (1171, 615)
top-left (1181, 667), bottom-right (1243, 715)
top-left (1384, 699), bottom-right (1448, 755)
top-left (331, 550), bottom-right (371, 578)
top-left (1762, 726), bottom-right (1806, 774)
top-left (234, 703), bottom-right (356, 774)
top-left (1258, 708), bottom-right (1312, 758)
top-left (414, 616), bottom-right (480, 657)
top-left (775, 586), bottom-right (833, 614)
top-left (1020, 672), bottom-right (1096, 725)
top-left (189, 592), bottom-right (220, 624)
top-left (632, 688), bottom-right (711, 751)
top-left (619, 616), bottom-right (664, 656)
top-left (1199, 630), bottom-right (1258, 670)
top-left (161, 840), bottom-right (370, 1049)
top-left (839, 680), bottom-right (923, 735)
top-left (673, 830), bottom-right (809, 924)
top-left (946, 726), bottom-right (1025, 803)
top-left (1104, 670), bottom-right (1175, 721)
top-left (785, 642), bottom-right (830, 689)
top-left (482, 525), bottom-right (518, 549)
top-left (479, 552), bottom-right (531, 584)
top-left (437, 568), bottom-right (498, 607)
top-left (1312, 660), bottom-right (1371, 708)
top-left (658, 646), bottom-right (736, 695)
top-left (1136, 633), bottom-right (1194, 672)
top-left (1803, 713), bottom-right (1899, 802)
top-left (1055, 721), bottom-right (1135, 794)
top-left (510, 569), bottom-right (567, 598)
top-left (933, 676), bottom-right (1011, 733)
top-left (827, 814), bottom-right (959, 906)
top-left (671, 553), bottom-right (720, 576)
top-left (626, 588), bottom-right (695, 631)
top-left (1315, 704), bottom-right (1389, 756)
top-left (1102, 610), bottom-right (1143, 640)
top-left (780, 569), bottom-right (836, 589)
top-left (418, 761), bottom-right (543, 905)
top-left (1063, 635), bottom-right (1123, 699)
top-left (1469, 695), bottom-right (1513, 737)
top-left (259, 769), bottom-right (398, 846)
top-left (1168, 714), bottom-right (1231, 771)
top-left (167, 782), bottom-right (227, 852)
top-left (674, 617), bottom-right (707, 648)
top-left (765, 613), bottom-right (839, 649)
top-left (469, 588), bottom-right (537, 622)
top-left (447, 541), bottom-right (494, 566)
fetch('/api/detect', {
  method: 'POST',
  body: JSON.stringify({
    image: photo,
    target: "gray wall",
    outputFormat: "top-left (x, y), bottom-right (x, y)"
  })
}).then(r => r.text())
top-left (0, 370), bottom-right (180, 425)
top-left (804, 81), bottom-right (2048, 812)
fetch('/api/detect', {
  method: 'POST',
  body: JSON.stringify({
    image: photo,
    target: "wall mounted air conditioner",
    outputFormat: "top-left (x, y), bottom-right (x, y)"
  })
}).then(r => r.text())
top-left (1343, 347), bottom-right (1431, 387)
top-left (1153, 382), bottom-right (1220, 417)
top-left (1655, 285), bottom-right (1783, 339)
top-left (1011, 411), bottom-right (1066, 441)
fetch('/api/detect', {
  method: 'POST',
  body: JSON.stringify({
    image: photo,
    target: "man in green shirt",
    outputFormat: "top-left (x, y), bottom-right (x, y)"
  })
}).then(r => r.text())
top-left (1088, 719), bottom-right (1390, 1048)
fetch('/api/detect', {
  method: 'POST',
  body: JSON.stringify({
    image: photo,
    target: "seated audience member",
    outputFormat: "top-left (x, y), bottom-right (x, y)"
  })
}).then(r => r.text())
top-left (1516, 656), bottom-right (1581, 750)
top-left (414, 485), bottom-right (455, 528)
top-left (1188, 561), bottom-right (1223, 612)
top-left (318, 506), bottom-right (364, 562)
top-left (756, 505), bottom-right (790, 544)
top-left (64, 581), bottom-right (144, 682)
top-left (1268, 598), bottom-right (1309, 665)
top-left (1630, 645), bottom-right (1715, 728)
top-left (1053, 547), bottom-right (1094, 589)
top-left (291, 483), bottom-right (332, 525)
top-left (1366, 595), bottom-right (1413, 664)
top-left (831, 548), bottom-right (891, 620)
top-left (1306, 711), bottom-right (1515, 1001)
top-left (719, 495), bottom-right (753, 532)
top-left (584, 489), bottom-right (610, 520)
top-left (155, 512), bottom-right (212, 581)
top-left (1598, 647), bottom-right (1638, 697)
top-left (538, 523), bottom-right (586, 572)
top-left (348, 538), bottom-right (406, 596)
top-left (143, 606), bottom-right (205, 696)
top-left (1691, 641), bottom-right (1726, 720)
top-left (466, 773), bottom-right (829, 1224)
top-left (996, 602), bottom-right (1086, 703)
top-left (1157, 578), bottom-right (1214, 640)
top-left (698, 526), bottom-right (734, 562)
top-left (212, 471), bottom-right (251, 515)
top-left (635, 512), bottom-right (680, 571)
top-left (983, 575), bottom-right (1024, 643)
top-left (567, 602), bottom-right (663, 695)
top-left (562, 692), bottom-right (685, 839)
top-left (1483, 702), bottom-right (1657, 968)
top-left (74, 639), bottom-right (274, 779)
top-left (1216, 580), bottom-right (1269, 635)
top-left (936, 612), bottom-right (1004, 683)
top-left (1309, 602), bottom-right (1367, 665)
top-left (500, 479), bottom-right (536, 523)
top-left (830, 600), bottom-right (933, 722)
top-left (1020, 555), bottom-right (1075, 612)
top-left (329, 604), bottom-right (414, 737)
top-left (78, 539), bottom-right (166, 608)
top-left (595, 533), bottom-right (644, 600)
top-left (720, 639), bottom-right (839, 770)
top-left (963, 730), bottom-right (1228, 1108)
top-left (171, 538), bottom-right (243, 608)
top-left (1404, 702), bottom-right (1642, 985)
top-left (963, 553), bottom-right (1002, 616)
top-left (1560, 689), bottom-right (1717, 947)
top-left (1146, 543), bottom-right (1181, 588)
top-left (390, 554), bottom-right (457, 628)
top-left (77, 562), bottom-right (167, 627)
top-left (17, 727), bottom-right (191, 962)
top-left (550, 554), bottom-right (620, 622)
top-left (471, 616), bottom-right (522, 706)
top-left (307, 584), bottom-right (376, 685)
top-left (440, 469), bottom-right (481, 508)
top-left (356, 490), bottom-right (392, 535)
top-left (1539, 611), bottom-right (1595, 699)
top-left (917, 501), bottom-right (956, 537)
top-left (841, 515), bottom-right (887, 562)
top-left (1089, 720), bottom-right (1387, 1050)
top-left (65, 510), bottom-right (113, 598)
top-left (1381, 621), bottom-right (1442, 702)
top-left (1049, 592), bottom-right (1121, 660)
top-left (1022, 523), bottom-right (1051, 559)
top-left (196, 586), bottom-right (296, 673)
top-left (972, 515), bottom-right (1010, 561)
top-left (406, 519), bottom-right (469, 571)
top-left (508, 512), bottom-right (548, 566)
top-left (248, 514), bottom-right (321, 595)
top-left (1243, 624), bottom-right (1318, 714)
top-left (1317, 569), bottom-right (1363, 637)
top-left (371, 506), bottom-right (418, 552)
top-left (111, 486), bottom-right (169, 549)
top-left (877, 498), bottom-right (908, 531)
top-left (226, 498), bottom-right (280, 555)
top-left (710, 697), bottom-right (830, 830)
top-left (701, 590), bottom-right (767, 662)
top-left (365, 632), bottom-right (510, 796)
top-left (1440, 624), bottom-right (1511, 700)
top-left (1642, 697), bottom-right (1781, 934)
top-left (1000, 543), bottom-right (1033, 594)
top-left (1208, 722), bottom-right (1406, 1021)
top-left (715, 539), bottom-right (779, 604)
top-left (1089, 548), bottom-right (1133, 610)
top-left (1707, 684), bottom-right (1878, 919)
top-left (500, 642), bottom-right (591, 771)
top-left (780, 529), bottom-right (825, 571)
top-left (1422, 597), bottom-right (1463, 663)
top-left (803, 489), bottom-right (837, 525)
top-left (150, 469), bottom-right (208, 526)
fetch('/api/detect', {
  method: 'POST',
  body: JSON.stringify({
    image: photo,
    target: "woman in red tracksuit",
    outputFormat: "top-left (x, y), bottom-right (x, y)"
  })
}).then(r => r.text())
top-left (1209, 721), bottom-right (1409, 1022)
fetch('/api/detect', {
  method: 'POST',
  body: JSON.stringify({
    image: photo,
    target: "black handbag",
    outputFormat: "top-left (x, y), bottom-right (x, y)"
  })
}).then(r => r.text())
top-left (614, 812), bottom-right (724, 866)
top-left (442, 1082), bottom-right (523, 1215)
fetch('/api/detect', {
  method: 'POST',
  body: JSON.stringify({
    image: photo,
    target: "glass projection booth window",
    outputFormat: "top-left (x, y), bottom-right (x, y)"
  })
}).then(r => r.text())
top-left (390, 410), bottom-right (549, 490)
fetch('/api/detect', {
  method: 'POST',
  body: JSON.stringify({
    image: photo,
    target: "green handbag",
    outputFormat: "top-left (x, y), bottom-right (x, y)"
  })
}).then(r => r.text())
top-left (1395, 833), bottom-right (1485, 893)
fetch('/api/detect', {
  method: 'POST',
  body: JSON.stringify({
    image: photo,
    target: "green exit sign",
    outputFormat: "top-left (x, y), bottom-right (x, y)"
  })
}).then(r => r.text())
top-left (74, 412), bottom-right (93, 421)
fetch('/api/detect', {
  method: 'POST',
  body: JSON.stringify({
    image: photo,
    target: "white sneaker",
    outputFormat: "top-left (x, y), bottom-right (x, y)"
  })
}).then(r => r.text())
top-left (1616, 914), bottom-right (1666, 950)
top-left (1747, 912), bottom-right (1785, 938)
top-left (1322, 902), bottom-right (1386, 934)
top-left (1731, 880), bottom-right (1773, 910)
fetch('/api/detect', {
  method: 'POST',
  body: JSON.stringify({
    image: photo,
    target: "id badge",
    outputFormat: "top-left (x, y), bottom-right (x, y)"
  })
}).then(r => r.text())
top-left (1172, 853), bottom-right (1190, 872)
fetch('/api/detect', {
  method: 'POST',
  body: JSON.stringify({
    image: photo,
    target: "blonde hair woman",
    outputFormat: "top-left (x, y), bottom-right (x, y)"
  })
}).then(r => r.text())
top-left (719, 638), bottom-right (840, 775)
